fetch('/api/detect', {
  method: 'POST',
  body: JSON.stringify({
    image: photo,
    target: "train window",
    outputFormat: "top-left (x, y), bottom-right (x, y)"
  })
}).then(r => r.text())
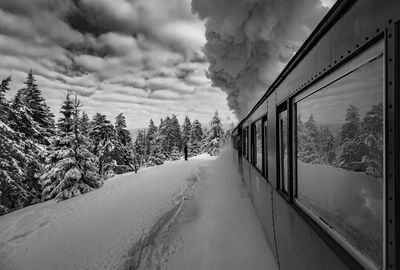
top-left (294, 44), bottom-right (384, 268)
top-left (263, 117), bottom-right (268, 178)
top-left (278, 110), bottom-right (289, 194)
top-left (236, 131), bottom-right (241, 151)
top-left (243, 126), bottom-right (249, 159)
top-left (252, 119), bottom-right (262, 171)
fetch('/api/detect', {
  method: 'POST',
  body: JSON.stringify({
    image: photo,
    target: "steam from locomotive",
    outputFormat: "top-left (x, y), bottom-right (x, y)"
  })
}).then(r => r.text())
top-left (191, 0), bottom-right (333, 118)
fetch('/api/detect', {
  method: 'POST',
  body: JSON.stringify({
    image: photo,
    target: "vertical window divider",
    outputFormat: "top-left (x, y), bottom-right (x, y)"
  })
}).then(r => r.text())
top-left (251, 117), bottom-right (264, 174)
top-left (253, 123), bottom-right (255, 166)
top-left (292, 101), bottom-right (298, 199)
top-left (287, 99), bottom-right (294, 203)
top-left (277, 102), bottom-right (290, 201)
top-left (262, 114), bottom-right (268, 180)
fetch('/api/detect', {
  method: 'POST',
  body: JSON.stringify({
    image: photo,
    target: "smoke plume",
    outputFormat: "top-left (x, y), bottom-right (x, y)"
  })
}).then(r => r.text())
top-left (192, 0), bottom-right (333, 118)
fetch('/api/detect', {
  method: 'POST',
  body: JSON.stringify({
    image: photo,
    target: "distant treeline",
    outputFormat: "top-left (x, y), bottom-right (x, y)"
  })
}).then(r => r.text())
top-left (0, 72), bottom-right (232, 215)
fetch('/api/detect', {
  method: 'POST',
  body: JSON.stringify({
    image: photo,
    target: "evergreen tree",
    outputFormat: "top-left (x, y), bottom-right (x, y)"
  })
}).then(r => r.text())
top-left (188, 119), bottom-right (203, 156)
top-left (358, 103), bottom-right (384, 177)
top-left (80, 111), bottom-right (90, 136)
top-left (11, 89), bottom-right (42, 143)
top-left (20, 71), bottom-right (55, 143)
top-left (203, 111), bottom-right (224, 156)
top-left (158, 116), bottom-right (170, 157)
top-left (146, 119), bottom-right (158, 156)
top-left (57, 93), bottom-right (74, 132)
top-left (340, 105), bottom-right (360, 141)
top-left (0, 76), bottom-right (11, 121)
top-left (336, 105), bottom-right (365, 171)
top-left (133, 131), bottom-right (146, 167)
top-left (115, 113), bottom-right (131, 146)
top-left (88, 113), bottom-right (123, 177)
top-left (113, 113), bottom-right (135, 174)
top-left (0, 76), bottom-right (38, 214)
top-left (145, 119), bottom-right (164, 166)
top-left (5, 77), bottom-right (43, 206)
top-left (298, 114), bottom-right (321, 163)
top-left (41, 94), bottom-right (101, 201)
top-left (0, 123), bottom-right (34, 214)
top-left (181, 116), bottom-right (192, 150)
top-left (166, 115), bottom-right (182, 155)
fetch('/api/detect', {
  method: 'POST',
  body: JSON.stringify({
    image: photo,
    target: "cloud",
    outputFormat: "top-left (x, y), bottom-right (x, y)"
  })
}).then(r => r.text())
top-left (157, 20), bottom-right (206, 57)
top-left (98, 32), bottom-right (140, 56)
top-left (192, 0), bottom-right (332, 118)
top-left (0, 0), bottom-right (237, 128)
top-left (72, 0), bottom-right (205, 55)
top-left (151, 90), bottom-right (183, 100)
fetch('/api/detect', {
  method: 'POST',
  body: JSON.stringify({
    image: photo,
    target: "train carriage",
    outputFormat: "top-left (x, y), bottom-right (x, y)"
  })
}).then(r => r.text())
top-left (231, 1), bottom-right (400, 269)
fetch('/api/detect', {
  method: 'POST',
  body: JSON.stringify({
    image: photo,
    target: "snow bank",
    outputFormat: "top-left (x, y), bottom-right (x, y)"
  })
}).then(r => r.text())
top-left (0, 154), bottom-right (215, 270)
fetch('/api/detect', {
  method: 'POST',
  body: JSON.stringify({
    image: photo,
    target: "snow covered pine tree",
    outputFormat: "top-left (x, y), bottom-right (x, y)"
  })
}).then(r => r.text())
top-left (0, 72), bottom-right (58, 213)
top-left (146, 119), bottom-right (165, 166)
top-left (89, 113), bottom-right (126, 178)
top-left (114, 113), bottom-right (135, 174)
top-left (0, 76), bottom-right (37, 214)
top-left (203, 111), bottom-right (224, 156)
top-left (188, 119), bottom-right (203, 156)
top-left (181, 115), bottom-right (192, 149)
top-left (18, 71), bottom-right (55, 144)
top-left (41, 94), bottom-right (101, 201)
top-left (134, 130), bottom-right (146, 167)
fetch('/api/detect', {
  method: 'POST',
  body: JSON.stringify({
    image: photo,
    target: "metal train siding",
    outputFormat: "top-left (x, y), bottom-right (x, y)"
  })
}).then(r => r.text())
top-left (231, 1), bottom-right (400, 270)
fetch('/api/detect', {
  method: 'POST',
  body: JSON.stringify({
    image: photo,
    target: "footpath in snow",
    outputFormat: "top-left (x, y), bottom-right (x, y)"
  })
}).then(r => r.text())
top-left (0, 154), bottom-right (215, 270)
top-left (139, 148), bottom-right (278, 270)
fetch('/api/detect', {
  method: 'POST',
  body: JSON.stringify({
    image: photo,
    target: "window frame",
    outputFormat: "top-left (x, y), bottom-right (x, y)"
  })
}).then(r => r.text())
top-left (277, 102), bottom-right (292, 201)
top-left (292, 40), bottom-right (385, 270)
top-left (243, 126), bottom-right (249, 160)
top-left (251, 117), bottom-right (263, 174)
top-left (387, 21), bottom-right (399, 269)
top-left (262, 114), bottom-right (268, 180)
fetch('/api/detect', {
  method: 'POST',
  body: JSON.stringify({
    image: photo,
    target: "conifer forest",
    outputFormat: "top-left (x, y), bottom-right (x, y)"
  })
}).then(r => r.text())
top-left (0, 72), bottom-right (232, 215)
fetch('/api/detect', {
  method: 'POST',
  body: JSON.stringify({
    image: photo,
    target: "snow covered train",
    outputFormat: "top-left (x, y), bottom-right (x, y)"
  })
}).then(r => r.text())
top-left (231, 1), bottom-right (400, 269)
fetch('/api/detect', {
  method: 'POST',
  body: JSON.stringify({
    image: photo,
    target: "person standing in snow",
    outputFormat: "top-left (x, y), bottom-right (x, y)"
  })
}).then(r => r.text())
top-left (184, 144), bottom-right (188, 161)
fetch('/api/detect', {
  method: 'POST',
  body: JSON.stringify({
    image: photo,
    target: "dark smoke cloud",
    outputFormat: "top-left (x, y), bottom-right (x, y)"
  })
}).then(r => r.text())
top-left (192, 0), bottom-right (332, 118)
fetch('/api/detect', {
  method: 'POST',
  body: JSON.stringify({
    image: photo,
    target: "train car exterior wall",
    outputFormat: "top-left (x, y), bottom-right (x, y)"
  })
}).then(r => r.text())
top-left (232, 0), bottom-right (400, 269)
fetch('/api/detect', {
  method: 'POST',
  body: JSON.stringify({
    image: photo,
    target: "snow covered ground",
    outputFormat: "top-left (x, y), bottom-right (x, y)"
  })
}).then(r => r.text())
top-left (167, 151), bottom-right (277, 270)
top-left (0, 149), bottom-right (278, 270)
top-left (0, 154), bottom-right (215, 270)
top-left (137, 148), bottom-right (278, 270)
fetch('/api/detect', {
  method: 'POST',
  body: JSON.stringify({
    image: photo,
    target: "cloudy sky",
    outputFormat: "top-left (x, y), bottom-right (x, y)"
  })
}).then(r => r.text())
top-left (0, 0), bottom-right (236, 128)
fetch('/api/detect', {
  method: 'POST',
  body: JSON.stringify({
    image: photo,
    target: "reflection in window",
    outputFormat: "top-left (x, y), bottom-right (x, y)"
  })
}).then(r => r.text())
top-left (254, 120), bottom-right (262, 170)
top-left (296, 53), bottom-right (383, 267)
top-left (263, 119), bottom-right (268, 178)
top-left (279, 110), bottom-right (289, 193)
